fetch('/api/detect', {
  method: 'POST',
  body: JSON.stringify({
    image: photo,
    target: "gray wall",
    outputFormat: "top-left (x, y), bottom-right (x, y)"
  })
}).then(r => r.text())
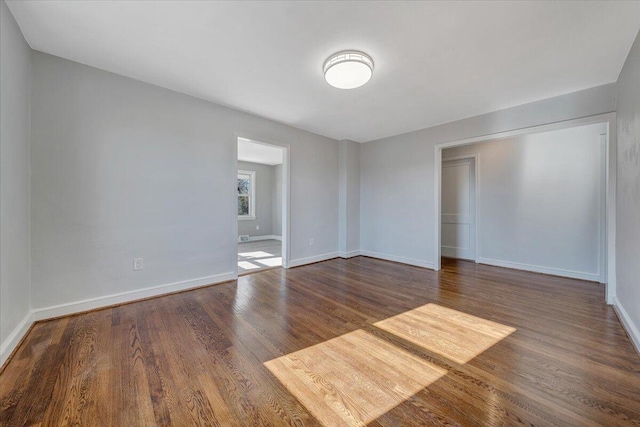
top-left (360, 84), bottom-right (616, 268)
top-left (272, 164), bottom-right (283, 237)
top-left (443, 123), bottom-right (605, 280)
top-left (30, 52), bottom-right (338, 309)
top-left (0, 0), bottom-right (31, 352)
top-left (616, 29), bottom-right (640, 342)
top-left (339, 140), bottom-right (360, 255)
top-left (237, 161), bottom-right (274, 237)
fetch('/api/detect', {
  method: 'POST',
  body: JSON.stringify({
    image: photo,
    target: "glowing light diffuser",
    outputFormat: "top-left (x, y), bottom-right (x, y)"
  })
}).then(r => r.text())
top-left (323, 50), bottom-right (374, 89)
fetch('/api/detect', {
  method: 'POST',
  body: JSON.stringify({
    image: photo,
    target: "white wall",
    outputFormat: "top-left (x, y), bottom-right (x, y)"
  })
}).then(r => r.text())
top-left (360, 84), bottom-right (616, 268)
top-left (443, 123), bottom-right (606, 281)
top-left (338, 140), bottom-right (360, 256)
top-left (30, 52), bottom-right (339, 310)
top-left (237, 161), bottom-right (274, 238)
top-left (0, 0), bottom-right (31, 361)
top-left (615, 29), bottom-right (640, 351)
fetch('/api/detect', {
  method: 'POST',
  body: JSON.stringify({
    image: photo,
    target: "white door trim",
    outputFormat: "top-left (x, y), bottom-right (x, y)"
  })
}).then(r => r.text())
top-left (441, 154), bottom-right (479, 262)
top-left (233, 133), bottom-right (291, 276)
top-left (433, 112), bottom-right (617, 303)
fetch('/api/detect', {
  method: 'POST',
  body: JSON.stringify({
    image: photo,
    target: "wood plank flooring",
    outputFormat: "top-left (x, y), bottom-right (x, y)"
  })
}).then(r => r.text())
top-left (238, 239), bottom-right (282, 274)
top-left (1, 257), bottom-right (639, 426)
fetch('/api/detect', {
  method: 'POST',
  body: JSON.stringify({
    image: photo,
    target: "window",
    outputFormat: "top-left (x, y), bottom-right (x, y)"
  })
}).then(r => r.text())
top-left (237, 170), bottom-right (255, 220)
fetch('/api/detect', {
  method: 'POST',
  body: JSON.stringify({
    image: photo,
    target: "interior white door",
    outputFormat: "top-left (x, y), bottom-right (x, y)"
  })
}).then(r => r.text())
top-left (441, 158), bottom-right (476, 260)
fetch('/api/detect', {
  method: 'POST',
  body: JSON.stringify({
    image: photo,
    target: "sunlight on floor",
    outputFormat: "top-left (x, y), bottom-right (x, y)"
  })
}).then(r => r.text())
top-left (265, 303), bottom-right (516, 426)
top-left (239, 251), bottom-right (274, 258)
top-left (264, 329), bottom-right (447, 426)
top-left (374, 303), bottom-right (516, 364)
top-left (238, 240), bottom-right (282, 273)
top-left (238, 261), bottom-right (260, 270)
top-left (256, 257), bottom-right (282, 267)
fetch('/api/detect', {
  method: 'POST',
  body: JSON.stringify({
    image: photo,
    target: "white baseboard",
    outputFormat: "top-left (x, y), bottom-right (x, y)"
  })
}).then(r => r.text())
top-left (339, 250), bottom-right (361, 259)
top-left (238, 235), bottom-right (282, 242)
top-left (477, 257), bottom-right (600, 282)
top-left (612, 296), bottom-right (640, 356)
top-left (0, 311), bottom-right (34, 368)
top-left (30, 272), bottom-right (236, 322)
top-left (288, 252), bottom-right (339, 268)
top-left (360, 250), bottom-right (435, 269)
top-left (0, 272), bottom-right (235, 368)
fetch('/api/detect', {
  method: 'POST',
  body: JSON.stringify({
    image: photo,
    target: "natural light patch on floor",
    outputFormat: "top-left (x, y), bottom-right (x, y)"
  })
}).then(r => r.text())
top-left (374, 303), bottom-right (516, 364)
top-left (237, 261), bottom-right (261, 270)
top-left (256, 257), bottom-right (282, 267)
top-left (264, 329), bottom-right (447, 427)
top-left (238, 240), bottom-right (282, 273)
top-left (265, 304), bottom-right (516, 425)
top-left (239, 251), bottom-right (274, 258)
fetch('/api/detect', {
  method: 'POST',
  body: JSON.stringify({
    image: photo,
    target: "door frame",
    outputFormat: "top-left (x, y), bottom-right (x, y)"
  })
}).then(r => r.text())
top-left (440, 154), bottom-right (479, 262)
top-left (233, 133), bottom-right (291, 277)
top-left (433, 112), bottom-right (617, 303)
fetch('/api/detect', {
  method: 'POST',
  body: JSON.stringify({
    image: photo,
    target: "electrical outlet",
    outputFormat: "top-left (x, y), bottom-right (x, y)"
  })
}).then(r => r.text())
top-left (309, 238), bottom-right (314, 246)
top-left (256, 225), bottom-right (259, 230)
top-left (133, 258), bottom-right (144, 271)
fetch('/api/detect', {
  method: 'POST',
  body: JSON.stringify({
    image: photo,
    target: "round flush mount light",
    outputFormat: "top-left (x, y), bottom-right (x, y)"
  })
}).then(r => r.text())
top-left (323, 50), bottom-right (374, 89)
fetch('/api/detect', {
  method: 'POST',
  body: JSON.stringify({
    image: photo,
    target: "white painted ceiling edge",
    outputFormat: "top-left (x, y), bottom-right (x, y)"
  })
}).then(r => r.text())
top-left (238, 138), bottom-right (283, 166)
top-left (6, 1), bottom-right (640, 142)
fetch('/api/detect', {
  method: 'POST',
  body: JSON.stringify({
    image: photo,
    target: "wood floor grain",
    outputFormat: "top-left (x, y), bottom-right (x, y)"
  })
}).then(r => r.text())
top-left (1, 257), bottom-right (639, 426)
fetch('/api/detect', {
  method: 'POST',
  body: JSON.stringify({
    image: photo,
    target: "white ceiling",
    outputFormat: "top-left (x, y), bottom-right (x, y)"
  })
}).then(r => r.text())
top-left (238, 138), bottom-right (283, 166)
top-left (7, 1), bottom-right (640, 142)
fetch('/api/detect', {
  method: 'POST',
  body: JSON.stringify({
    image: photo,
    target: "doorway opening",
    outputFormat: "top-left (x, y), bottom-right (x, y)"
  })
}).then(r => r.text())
top-left (235, 136), bottom-right (289, 275)
top-left (435, 113), bottom-right (616, 303)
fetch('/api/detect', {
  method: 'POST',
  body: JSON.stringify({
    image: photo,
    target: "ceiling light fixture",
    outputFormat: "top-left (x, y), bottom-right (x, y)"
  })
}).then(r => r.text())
top-left (323, 50), bottom-right (374, 89)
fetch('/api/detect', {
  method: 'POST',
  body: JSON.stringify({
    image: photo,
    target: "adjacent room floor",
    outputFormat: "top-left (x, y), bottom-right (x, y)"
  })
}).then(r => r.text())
top-left (237, 239), bottom-right (282, 274)
top-left (1, 257), bottom-right (639, 426)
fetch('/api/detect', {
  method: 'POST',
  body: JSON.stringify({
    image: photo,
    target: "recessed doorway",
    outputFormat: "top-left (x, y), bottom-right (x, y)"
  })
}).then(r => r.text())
top-left (434, 114), bottom-right (615, 302)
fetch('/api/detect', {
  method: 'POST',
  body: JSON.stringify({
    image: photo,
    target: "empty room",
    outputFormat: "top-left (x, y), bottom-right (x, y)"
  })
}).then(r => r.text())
top-left (1, 1), bottom-right (639, 426)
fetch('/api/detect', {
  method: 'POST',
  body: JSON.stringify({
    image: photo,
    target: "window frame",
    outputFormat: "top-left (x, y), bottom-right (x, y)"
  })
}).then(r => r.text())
top-left (237, 170), bottom-right (256, 220)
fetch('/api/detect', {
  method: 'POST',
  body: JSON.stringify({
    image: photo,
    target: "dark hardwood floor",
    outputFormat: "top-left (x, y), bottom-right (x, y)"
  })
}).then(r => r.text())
top-left (1, 257), bottom-right (639, 426)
